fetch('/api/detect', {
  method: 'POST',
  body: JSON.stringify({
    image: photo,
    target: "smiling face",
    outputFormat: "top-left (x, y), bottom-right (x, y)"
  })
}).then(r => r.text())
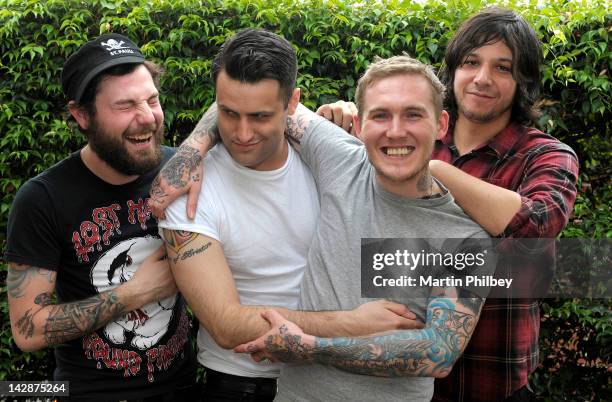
top-left (357, 73), bottom-right (448, 197)
top-left (215, 70), bottom-right (299, 171)
top-left (73, 64), bottom-right (164, 176)
top-left (453, 41), bottom-right (517, 126)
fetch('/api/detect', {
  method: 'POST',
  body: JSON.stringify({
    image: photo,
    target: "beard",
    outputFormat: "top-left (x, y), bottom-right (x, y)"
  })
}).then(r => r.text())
top-left (87, 118), bottom-right (164, 176)
top-left (458, 96), bottom-right (513, 124)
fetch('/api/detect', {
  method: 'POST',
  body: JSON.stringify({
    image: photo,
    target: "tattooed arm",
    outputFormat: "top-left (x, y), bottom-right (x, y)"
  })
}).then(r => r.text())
top-left (284, 103), bottom-right (319, 154)
top-left (236, 291), bottom-right (484, 378)
top-left (150, 103), bottom-right (220, 220)
top-left (162, 229), bottom-right (422, 349)
top-left (7, 246), bottom-right (176, 352)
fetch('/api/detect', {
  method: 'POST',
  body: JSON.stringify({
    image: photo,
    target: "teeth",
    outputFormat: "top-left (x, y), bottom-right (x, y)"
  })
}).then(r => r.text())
top-left (385, 147), bottom-right (413, 156)
top-left (126, 134), bottom-right (152, 141)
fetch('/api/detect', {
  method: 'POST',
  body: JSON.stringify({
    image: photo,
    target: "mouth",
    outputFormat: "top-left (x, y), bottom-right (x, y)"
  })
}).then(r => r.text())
top-left (233, 141), bottom-right (260, 150)
top-left (467, 91), bottom-right (495, 99)
top-left (382, 146), bottom-right (415, 156)
top-left (125, 133), bottom-right (153, 144)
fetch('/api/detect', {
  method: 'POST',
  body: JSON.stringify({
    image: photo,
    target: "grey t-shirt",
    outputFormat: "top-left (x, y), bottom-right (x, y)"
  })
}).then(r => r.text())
top-left (276, 118), bottom-right (491, 402)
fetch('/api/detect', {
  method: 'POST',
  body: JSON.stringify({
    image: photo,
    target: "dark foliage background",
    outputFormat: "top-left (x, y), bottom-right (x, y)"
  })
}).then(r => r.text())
top-left (0, 0), bottom-right (609, 400)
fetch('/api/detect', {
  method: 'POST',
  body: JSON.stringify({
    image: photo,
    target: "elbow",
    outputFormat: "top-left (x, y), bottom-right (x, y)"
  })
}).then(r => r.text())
top-left (209, 329), bottom-right (240, 350)
top-left (12, 334), bottom-right (43, 353)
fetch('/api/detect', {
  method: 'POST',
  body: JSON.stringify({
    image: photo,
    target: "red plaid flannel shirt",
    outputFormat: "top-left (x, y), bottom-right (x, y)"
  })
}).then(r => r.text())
top-left (432, 122), bottom-right (579, 401)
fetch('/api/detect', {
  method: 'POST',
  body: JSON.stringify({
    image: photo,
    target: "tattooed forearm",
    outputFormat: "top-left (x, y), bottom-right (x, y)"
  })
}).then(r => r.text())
top-left (7, 265), bottom-right (56, 298)
top-left (43, 291), bottom-right (125, 346)
top-left (308, 298), bottom-right (482, 377)
top-left (261, 296), bottom-right (483, 377)
top-left (160, 145), bottom-right (203, 190)
top-left (191, 103), bottom-right (220, 144)
top-left (285, 114), bottom-right (309, 146)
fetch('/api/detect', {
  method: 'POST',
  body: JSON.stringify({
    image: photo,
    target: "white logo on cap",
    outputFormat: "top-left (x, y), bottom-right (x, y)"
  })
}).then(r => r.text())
top-left (101, 39), bottom-right (129, 51)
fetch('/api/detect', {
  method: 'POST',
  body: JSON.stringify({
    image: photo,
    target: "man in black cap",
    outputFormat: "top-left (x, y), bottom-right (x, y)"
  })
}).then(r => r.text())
top-left (5, 33), bottom-right (197, 401)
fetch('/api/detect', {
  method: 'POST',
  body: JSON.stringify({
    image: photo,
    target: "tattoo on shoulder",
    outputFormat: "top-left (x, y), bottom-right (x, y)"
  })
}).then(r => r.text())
top-left (7, 265), bottom-right (56, 298)
top-left (171, 241), bottom-right (213, 265)
top-left (163, 229), bottom-right (199, 254)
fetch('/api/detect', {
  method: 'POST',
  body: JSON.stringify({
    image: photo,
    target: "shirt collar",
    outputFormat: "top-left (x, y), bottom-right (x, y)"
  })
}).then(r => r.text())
top-left (440, 121), bottom-right (524, 158)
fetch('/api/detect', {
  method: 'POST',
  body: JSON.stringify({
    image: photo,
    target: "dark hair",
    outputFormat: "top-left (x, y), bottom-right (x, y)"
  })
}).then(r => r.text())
top-left (439, 7), bottom-right (542, 124)
top-left (211, 28), bottom-right (297, 106)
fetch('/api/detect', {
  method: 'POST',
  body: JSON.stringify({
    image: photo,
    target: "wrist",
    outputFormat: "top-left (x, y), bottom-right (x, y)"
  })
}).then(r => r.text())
top-left (114, 280), bottom-right (142, 311)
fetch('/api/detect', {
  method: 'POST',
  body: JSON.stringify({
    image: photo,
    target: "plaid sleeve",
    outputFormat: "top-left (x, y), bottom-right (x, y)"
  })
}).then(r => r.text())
top-left (504, 142), bottom-right (579, 238)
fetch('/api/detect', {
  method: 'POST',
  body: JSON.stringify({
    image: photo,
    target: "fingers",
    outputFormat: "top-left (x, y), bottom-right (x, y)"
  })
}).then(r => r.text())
top-left (397, 318), bottom-right (425, 330)
top-left (316, 105), bottom-right (333, 120)
top-left (316, 101), bottom-right (357, 133)
top-left (383, 301), bottom-right (417, 320)
top-left (186, 177), bottom-right (202, 220)
top-left (234, 341), bottom-right (258, 354)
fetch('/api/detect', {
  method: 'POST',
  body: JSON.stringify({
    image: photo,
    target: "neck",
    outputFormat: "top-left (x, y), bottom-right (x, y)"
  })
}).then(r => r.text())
top-left (377, 169), bottom-right (442, 199)
top-left (80, 145), bottom-right (139, 185)
top-left (452, 113), bottom-right (511, 155)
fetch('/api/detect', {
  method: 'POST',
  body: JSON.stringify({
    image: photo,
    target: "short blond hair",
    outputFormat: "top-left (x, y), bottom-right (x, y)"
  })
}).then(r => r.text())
top-left (355, 55), bottom-right (446, 118)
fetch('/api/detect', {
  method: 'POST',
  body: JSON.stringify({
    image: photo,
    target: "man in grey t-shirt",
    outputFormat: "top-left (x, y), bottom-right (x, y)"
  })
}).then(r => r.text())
top-left (235, 56), bottom-right (495, 401)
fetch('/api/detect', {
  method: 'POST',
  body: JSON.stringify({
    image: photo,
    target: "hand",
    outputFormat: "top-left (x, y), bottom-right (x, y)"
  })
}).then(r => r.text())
top-left (316, 101), bottom-right (358, 136)
top-left (349, 300), bottom-right (425, 335)
top-left (149, 146), bottom-right (204, 220)
top-left (234, 310), bottom-right (315, 363)
top-left (126, 246), bottom-right (177, 308)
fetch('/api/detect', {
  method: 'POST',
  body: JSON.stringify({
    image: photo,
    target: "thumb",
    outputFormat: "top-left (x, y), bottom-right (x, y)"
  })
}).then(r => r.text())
top-left (385, 302), bottom-right (416, 320)
top-left (234, 341), bottom-right (255, 354)
top-left (261, 309), bottom-right (284, 327)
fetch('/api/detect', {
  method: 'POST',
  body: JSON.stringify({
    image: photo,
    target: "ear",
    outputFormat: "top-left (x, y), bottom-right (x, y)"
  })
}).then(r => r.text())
top-left (436, 110), bottom-right (449, 140)
top-left (287, 88), bottom-right (301, 115)
top-left (352, 114), bottom-right (363, 139)
top-left (68, 101), bottom-right (91, 131)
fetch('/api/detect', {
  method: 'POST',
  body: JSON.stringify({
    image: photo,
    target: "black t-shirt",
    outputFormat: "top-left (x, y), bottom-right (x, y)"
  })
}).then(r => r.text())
top-left (5, 147), bottom-right (196, 400)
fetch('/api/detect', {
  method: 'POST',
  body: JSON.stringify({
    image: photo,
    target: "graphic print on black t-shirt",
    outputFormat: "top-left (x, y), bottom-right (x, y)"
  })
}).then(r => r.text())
top-left (91, 236), bottom-right (177, 350)
top-left (71, 197), bottom-right (188, 383)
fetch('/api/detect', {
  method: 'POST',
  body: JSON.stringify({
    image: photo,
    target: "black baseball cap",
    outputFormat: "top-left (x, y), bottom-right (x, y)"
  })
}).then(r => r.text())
top-left (61, 33), bottom-right (145, 103)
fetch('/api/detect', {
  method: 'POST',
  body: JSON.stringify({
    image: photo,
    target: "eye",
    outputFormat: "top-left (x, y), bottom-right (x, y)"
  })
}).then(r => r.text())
top-left (253, 113), bottom-right (271, 121)
top-left (497, 65), bottom-right (512, 73)
top-left (222, 108), bottom-right (238, 118)
top-left (462, 59), bottom-right (479, 67)
top-left (371, 112), bottom-right (388, 121)
top-left (148, 97), bottom-right (160, 106)
top-left (405, 112), bottom-right (422, 120)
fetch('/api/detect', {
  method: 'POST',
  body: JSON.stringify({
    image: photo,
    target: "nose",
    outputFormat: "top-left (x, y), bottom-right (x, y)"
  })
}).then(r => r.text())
top-left (136, 102), bottom-right (156, 126)
top-left (386, 115), bottom-right (405, 139)
top-left (235, 118), bottom-right (254, 143)
top-left (473, 65), bottom-right (492, 86)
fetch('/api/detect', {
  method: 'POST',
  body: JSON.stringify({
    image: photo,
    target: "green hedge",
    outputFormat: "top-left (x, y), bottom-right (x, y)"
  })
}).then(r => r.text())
top-left (1, 0), bottom-right (610, 399)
